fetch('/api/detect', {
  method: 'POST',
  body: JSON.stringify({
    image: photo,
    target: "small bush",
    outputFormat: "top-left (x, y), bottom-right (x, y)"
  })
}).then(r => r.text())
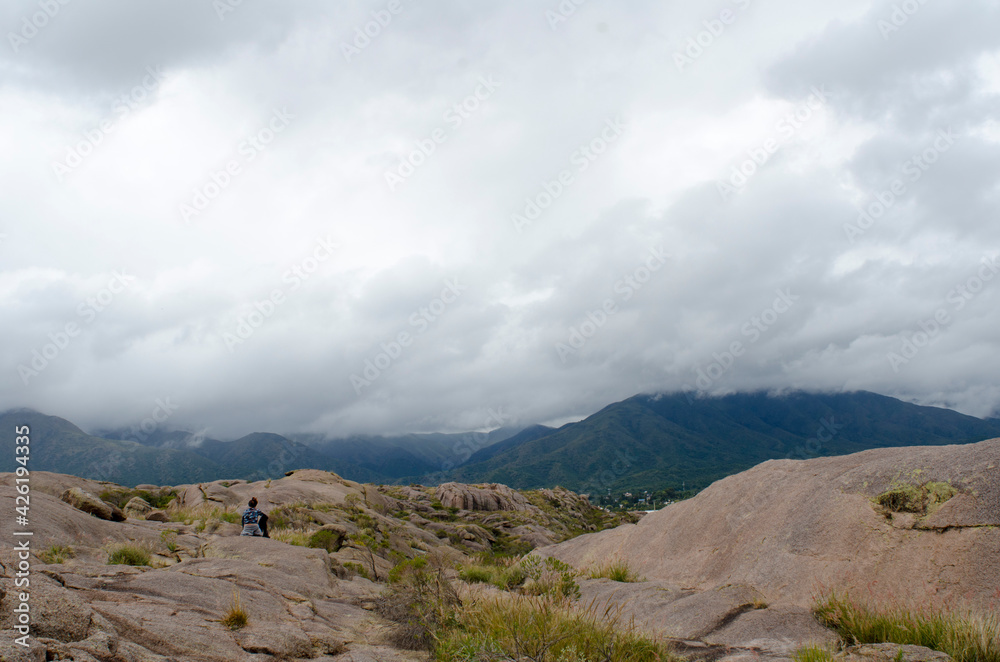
top-left (344, 561), bottom-right (372, 581)
top-left (588, 559), bottom-right (643, 583)
top-left (107, 543), bottom-right (151, 567)
top-left (875, 481), bottom-right (956, 515)
top-left (219, 510), bottom-right (241, 524)
top-left (815, 593), bottom-right (1000, 662)
top-left (520, 556), bottom-right (580, 601)
top-left (378, 555), bottom-right (459, 651)
top-left (308, 529), bottom-right (344, 553)
top-left (221, 591), bottom-right (249, 630)
top-left (39, 544), bottom-right (74, 564)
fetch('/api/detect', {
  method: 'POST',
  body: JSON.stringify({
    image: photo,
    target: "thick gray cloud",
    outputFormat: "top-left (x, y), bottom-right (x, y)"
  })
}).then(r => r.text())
top-left (2, 0), bottom-right (999, 438)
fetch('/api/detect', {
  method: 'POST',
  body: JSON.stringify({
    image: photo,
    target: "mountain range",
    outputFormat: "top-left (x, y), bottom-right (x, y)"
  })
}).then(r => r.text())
top-left (4, 390), bottom-right (1000, 491)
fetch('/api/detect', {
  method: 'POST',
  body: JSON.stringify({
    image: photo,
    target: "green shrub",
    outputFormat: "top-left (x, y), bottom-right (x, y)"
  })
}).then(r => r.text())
top-left (344, 561), bottom-right (372, 581)
top-left (107, 544), bottom-right (151, 566)
top-left (39, 544), bottom-right (74, 564)
top-left (520, 556), bottom-right (580, 601)
top-left (308, 529), bottom-right (344, 553)
top-left (378, 555), bottom-right (460, 651)
top-left (815, 594), bottom-right (1000, 662)
top-left (875, 481), bottom-right (956, 515)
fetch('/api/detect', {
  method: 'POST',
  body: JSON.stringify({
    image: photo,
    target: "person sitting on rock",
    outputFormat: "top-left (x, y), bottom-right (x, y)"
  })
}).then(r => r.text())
top-left (240, 497), bottom-right (269, 538)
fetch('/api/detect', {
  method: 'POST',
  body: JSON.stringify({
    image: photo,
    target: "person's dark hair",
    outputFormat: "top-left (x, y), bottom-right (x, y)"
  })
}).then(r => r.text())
top-left (248, 497), bottom-right (258, 508)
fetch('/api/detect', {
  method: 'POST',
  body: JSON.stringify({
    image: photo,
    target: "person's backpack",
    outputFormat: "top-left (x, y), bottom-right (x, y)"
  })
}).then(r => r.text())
top-left (242, 508), bottom-right (261, 526)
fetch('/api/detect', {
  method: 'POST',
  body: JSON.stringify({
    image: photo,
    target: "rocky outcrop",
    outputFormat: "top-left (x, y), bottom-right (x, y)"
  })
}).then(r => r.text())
top-left (59, 487), bottom-right (125, 522)
top-left (435, 482), bottom-right (531, 511)
top-left (539, 437), bottom-right (1000, 611)
top-left (124, 495), bottom-right (152, 518)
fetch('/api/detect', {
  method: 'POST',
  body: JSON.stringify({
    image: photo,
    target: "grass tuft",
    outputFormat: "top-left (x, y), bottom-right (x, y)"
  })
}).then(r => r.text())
top-left (107, 543), bottom-right (151, 567)
top-left (436, 592), bottom-right (680, 661)
top-left (793, 645), bottom-right (836, 662)
top-left (587, 559), bottom-right (643, 583)
top-left (221, 590), bottom-right (249, 630)
top-left (39, 544), bottom-right (74, 564)
top-left (814, 593), bottom-right (1000, 662)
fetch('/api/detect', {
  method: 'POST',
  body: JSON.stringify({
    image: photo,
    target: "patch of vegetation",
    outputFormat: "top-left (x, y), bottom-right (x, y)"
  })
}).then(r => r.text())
top-left (519, 556), bottom-right (580, 601)
top-left (378, 555), bottom-right (460, 651)
top-left (814, 593), bottom-right (1000, 662)
top-left (100, 488), bottom-right (177, 510)
top-left (267, 504), bottom-right (320, 530)
top-left (161, 530), bottom-right (179, 553)
top-left (307, 529), bottom-right (344, 553)
top-left (587, 559), bottom-right (643, 583)
top-left (107, 543), bottom-right (151, 567)
top-left (435, 593), bottom-right (680, 662)
top-left (875, 481), bottom-right (957, 516)
top-left (270, 529), bottom-right (309, 546)
top-left (343, 561), bottom-right (372, 581)
top-left (793, 645), bottom-right (836, 662)
top-left (221, 591), bottom-right (249, 630)
top-left (39, 544), bottom-right (74, 564)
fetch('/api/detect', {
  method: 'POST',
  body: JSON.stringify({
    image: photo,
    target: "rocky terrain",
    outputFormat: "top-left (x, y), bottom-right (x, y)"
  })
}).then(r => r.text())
top-left (2, 437), bottom-right (998, 661)
top-left (538, 437), bottom-right (1000, 660)
top-left (0, 470), bottom-right (628, 661)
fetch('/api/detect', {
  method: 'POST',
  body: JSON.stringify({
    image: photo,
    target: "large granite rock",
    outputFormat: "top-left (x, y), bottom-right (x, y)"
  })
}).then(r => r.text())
top-left (59, 487), bottom-right (125, 522)
top-left (540, 437), bottom-right (1000, 611)
top-left (435, 482), bottom-right (531, 511)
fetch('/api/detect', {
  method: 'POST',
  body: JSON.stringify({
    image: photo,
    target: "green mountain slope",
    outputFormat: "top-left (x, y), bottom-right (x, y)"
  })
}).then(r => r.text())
top-left (447, 391), bottom-right (1000, 493)
top-left (0, 409), bottom-right (226, 486)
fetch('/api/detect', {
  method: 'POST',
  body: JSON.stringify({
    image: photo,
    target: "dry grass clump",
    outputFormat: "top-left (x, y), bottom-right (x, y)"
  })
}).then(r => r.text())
top-left (106, 542), bottom-right (151, 566)
top-left (39, 544), bottom-right (75, 564)
top-left (221, 590), bottom-right (249, 630)
top-left (587, 559), bottom-right (643, 583)
top-left (814, 593), bottom-right (1000, 662)
top-left (436, 592), bottom-right (680, 662)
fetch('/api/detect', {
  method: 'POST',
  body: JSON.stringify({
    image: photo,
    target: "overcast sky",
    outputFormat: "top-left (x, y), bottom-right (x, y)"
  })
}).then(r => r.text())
top-left (2, 0), bottom-right (1000, 439)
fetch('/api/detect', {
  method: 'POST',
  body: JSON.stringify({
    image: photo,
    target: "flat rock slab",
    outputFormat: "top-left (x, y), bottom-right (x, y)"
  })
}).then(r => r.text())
top-left (706, 605), bottom-right (840, 656)
top-left (839, 643), bottom-right (954, 661)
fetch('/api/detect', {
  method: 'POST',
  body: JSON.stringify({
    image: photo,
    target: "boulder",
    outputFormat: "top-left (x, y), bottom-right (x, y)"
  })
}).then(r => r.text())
top-left (144, 509), bottom-right (169, 522)
top-left (540, 437), bottom-right (1000, 611)
top-left (435, 482), bottom-right (531, 512)
top-left (838, 643), bottom-right (953, 661)
top-left (59, 488), bottom-right (125, 522)
top-left (124, 496), bottom-right (152, 518)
